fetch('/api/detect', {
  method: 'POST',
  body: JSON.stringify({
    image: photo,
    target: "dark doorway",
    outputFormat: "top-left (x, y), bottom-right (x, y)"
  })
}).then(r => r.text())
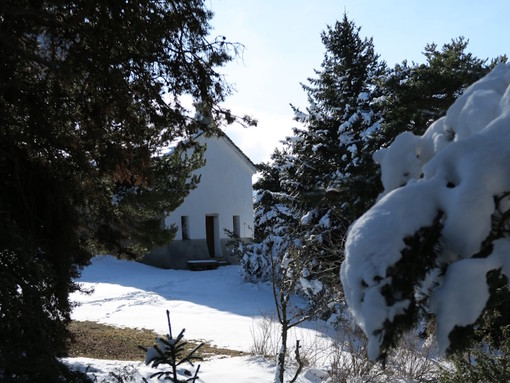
top-left (206, 216), bottom-right (215, 257)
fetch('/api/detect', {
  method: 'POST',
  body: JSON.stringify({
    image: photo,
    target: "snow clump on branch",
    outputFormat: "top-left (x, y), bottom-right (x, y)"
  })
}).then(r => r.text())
top-left (340, 63), bottom-right (510, 359)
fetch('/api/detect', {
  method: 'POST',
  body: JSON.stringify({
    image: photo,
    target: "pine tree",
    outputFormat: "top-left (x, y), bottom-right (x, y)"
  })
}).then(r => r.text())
top-left (0, 1), bottom-right (244, 381)
top-left (240, 148), bottom-right (299, 283)
top-left (377, 37), bottom-right (502, 148)
top-left (292, 14), bottom-right (386, 223)
top-left (286, 14), bottom-right (385, 310)
top-left (242, 15), bottom-right (386, 320)
top-left (142, 310), bottom-right (203, 382)
top-left (341, 61), bottom-right (510, 364)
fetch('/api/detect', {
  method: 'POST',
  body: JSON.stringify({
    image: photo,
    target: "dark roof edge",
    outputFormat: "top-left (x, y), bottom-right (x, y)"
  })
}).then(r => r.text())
top-left (196, 130), bottom-right (258, 174)
top-left (217, 131), bottom-right (258, 173)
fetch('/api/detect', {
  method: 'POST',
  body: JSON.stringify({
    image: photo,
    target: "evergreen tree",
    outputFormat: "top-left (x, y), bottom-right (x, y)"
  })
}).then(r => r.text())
top-left (243, 14), bottom-right (385, 321)
top-left (440, 273), bottom-right (510, 383)
top-left (377, 37), bottom-right (503, 148)
top-left (240, 148), bottom-right (299, 283)
top-left (287, 14), bottom-right (385, 308)
top-left (0, 1), bottom-right (244, 381)
top-left (142, 310), bottom-right (203, 382)
top-left (341, 62), bottom-right (510, 363)
top-left (292, 13), bottom-right (386, 224)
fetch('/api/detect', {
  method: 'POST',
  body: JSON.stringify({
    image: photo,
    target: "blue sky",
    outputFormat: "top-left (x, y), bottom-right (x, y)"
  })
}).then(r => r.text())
top-left (207, 0), bottom-right (510, 164)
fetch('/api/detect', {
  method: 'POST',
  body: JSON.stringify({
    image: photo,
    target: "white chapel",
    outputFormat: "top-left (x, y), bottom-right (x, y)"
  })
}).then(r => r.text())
top-left (143, 132), bottom-right (257, 269)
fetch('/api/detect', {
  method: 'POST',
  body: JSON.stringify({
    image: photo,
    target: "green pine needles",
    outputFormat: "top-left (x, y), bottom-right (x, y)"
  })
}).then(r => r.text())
top-left (141, 310), bottom-right (204, 382)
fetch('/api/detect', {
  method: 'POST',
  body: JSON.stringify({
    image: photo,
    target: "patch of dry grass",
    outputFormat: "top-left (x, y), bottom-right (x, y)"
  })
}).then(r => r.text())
top-left (66, 321), bottom-right (245, 361)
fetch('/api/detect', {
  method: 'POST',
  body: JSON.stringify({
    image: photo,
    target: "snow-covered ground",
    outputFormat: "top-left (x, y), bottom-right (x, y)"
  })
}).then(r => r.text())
top-left (66, 255), bottom-right (334, 382)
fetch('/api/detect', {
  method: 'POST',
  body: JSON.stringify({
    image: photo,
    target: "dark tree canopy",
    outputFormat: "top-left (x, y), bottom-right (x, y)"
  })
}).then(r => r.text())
top-left (343, 40), bottom-right (508, 364)
top-left (288, 14), bottom-right (386, 267)
top-left (0, 1), bottom-right (242, 381)
top-left (376, 37), bottom-right (504, 148)
top-left (241, 15), bottom-right (386, 323)
top-left (243, 23), bottom-right (508, 357)
top-left (291, 14), bottom-right (386, 218)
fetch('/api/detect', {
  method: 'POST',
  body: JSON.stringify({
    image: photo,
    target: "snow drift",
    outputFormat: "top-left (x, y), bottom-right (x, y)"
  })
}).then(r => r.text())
top-left (340, 63), bottom-right (510, 359)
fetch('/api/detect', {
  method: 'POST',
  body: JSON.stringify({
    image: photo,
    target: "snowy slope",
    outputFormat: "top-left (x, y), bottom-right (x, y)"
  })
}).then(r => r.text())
top-left (66, 256), bottom-right (333, 382)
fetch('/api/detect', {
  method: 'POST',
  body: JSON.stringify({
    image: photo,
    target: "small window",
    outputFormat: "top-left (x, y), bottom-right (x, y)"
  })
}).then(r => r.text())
top-left (233, 215), bottom-right (241, 237)
top-left (181, 216), bottom-right (190, 240)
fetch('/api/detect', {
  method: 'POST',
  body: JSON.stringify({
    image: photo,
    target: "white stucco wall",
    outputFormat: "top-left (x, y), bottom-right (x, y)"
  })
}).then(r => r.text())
top-left (164, 135), bottom-right (256, 244)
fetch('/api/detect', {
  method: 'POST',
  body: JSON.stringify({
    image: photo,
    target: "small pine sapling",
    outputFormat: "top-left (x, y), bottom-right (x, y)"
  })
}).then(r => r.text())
top-left (140, 310), bottom-right (204, 382)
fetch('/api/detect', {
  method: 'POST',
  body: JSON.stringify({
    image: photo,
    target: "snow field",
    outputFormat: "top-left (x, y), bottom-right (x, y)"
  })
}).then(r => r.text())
top-left (68, 256), bottom-right (334, 382)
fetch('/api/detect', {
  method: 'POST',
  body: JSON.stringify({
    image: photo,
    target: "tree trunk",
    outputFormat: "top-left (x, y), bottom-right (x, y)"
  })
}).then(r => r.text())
top-left (276, 321), bottom-right (288, 383)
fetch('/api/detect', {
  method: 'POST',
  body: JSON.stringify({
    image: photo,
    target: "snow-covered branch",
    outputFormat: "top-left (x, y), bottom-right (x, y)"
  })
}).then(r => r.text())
top-left (341, 63), bottom-right (510, 359)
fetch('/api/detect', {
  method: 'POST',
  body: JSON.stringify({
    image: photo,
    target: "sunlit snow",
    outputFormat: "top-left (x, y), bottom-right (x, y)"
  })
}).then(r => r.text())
top-left (66, 256), bottom-right (333, 382)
